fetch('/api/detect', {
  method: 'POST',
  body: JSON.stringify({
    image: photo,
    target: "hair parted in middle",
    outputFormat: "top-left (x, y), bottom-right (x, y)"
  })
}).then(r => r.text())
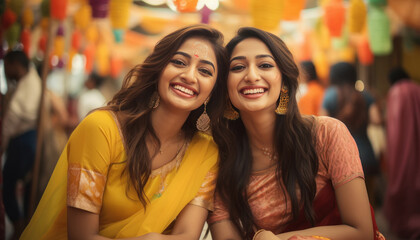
top-left (102, 24), bottom-right (228, 208)
top-left (212, 27), bottom-right (319, 240)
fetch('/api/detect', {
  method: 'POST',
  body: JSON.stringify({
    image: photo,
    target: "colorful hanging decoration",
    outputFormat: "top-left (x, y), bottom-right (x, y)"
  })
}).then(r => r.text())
top-left (282, 0), bottom-right (305, 21)
top-left (5, 22), bottom-right (20, 49)
top-left (71, 30), bottom-right (82, 51)
top-left (51, 0), bottom-right (68, 20)
top-left (251, 0), bottom-right (284, 32)
top-left (74, 3), bottom-right (91, 30)
top-left (368, 6), bottom-right (392, 55)
top-left (85, 24), bottom-right (99, 43)
top-left (9, 0), bottom-right (23, 17)
top-left (348, 0), bottom-right (366, 34)
top-left (324, 0), bottom-right (346, 37)
top-left (172, 0), bottom-right (199, 12)
top-left (96, 41), bottom-right (110, 76)
top-left (22, 8), bottom-right (34, 27)
top-left (89, 0), bottom-right (110, 18)
top-left (109, 0), bottom-right (132, 43)
top-left (83, 44), bottom-right (96, 73)
top-left (315, 18), bottom-right (331, 50)
top-left (313, 50), bottom-right (329, 84)
top-left (41, 0), bottom-right (50, 17)
top-left (201, 5), bottom-right (211, 24)
top-left (53, 24), bottom-right (65, 68)
top-left (20, 28), bottom-right (30, 56)
top-left (110, 55), bottom-right (123, 78)
top-left (368, 0), bottom-right (387, 6)
top-left (1, 8), bottom-right (17, 29)
top-left (39, 33), bottom-right (48, 53)
top-left (357, 36), bottom-right (374, 65)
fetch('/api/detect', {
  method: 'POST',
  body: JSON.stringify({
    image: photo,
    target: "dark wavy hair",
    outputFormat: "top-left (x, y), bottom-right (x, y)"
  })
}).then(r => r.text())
top-left (101, 25), bottom-right (228, 207)
top-left (212, 27), bottom-right (318, 239)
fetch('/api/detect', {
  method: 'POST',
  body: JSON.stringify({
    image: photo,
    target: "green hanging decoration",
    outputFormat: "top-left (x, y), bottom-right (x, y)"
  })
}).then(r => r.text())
top-left (9, 0), bottom-right (24, 17)
top-left (41, 0), bottom-right (50, 18)
top-left (368, 6), bottom-right (392, 55)
top-left (368, 0), bottom-right (387, 6)
top-left (5, 22), bottom-right (20, 49)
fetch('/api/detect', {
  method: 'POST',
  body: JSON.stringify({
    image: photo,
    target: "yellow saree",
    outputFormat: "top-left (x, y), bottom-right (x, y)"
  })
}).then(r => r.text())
top-left (21, 110), bottom-right (218, 239)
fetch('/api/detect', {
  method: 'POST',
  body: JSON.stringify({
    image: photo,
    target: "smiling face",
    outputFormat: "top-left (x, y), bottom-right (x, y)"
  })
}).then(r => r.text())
top-left (157, 37), bottom-right (218, 112)
top-left (228, 37), bottom-right (282, 114)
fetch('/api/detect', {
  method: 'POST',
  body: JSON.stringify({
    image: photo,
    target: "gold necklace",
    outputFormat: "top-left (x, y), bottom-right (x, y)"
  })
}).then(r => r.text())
top-left (253, 145), bottom-right (278, 161)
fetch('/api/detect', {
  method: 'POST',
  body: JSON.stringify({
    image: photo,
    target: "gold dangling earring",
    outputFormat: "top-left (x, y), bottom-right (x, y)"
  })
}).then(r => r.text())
top-left (148, 91), bottom-right (160, 109)
top-left (224, 100), bottom-right (239, 120)
top-left (196, 98), bottom-right (211, 132)
top-left (275, 85), bottom-right (289, 115)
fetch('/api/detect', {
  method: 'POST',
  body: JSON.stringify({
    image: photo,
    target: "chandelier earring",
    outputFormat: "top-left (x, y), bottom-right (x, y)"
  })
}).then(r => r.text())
top-left (224, 100), bottom-right (239, 120)
top-left (196, 98), bottom-right (210, 132)
top-left (148, 91), bottom-right (160, 109)
top-left (275, 85), bottom-right (289, 115)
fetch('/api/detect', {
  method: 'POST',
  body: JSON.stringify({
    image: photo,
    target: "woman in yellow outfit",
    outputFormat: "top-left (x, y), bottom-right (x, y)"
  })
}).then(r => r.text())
top-left (21, 24), bottom-right (228, 240)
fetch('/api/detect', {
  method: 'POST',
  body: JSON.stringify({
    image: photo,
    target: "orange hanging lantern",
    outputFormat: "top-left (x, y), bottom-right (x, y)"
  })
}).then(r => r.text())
top-left (51, 0), bottom-right (68, 20)
top-left (282, 0), bottom-right (305, 21)
top-left (313, 50), bottom-right (329, 84)
top-left (110, 55), bottom-right (123, 78)
top-left (324, 0), bottom-right (346, 37)
top-left (173, 0), bottom-right (199, 12)
top-left (71, 29), bottom-right (82, 51)
top-left (84, 44), bottom-right (96, 73)
top-left (109, 0), bottom-right (132, 43)
top-left (251, 0), bottom-right (284, 32)
top-left (39, 33), bottom-right (48, 53)
top-left (85, 24), bottom-right (99, 43)
top-left (20, 28), bottom-right (30, 56)
top-left (74, 3), bottom-right (91, 30)
top-left (22, 8), bottom-right (34, 28)
top-left (357, 36), bottom-right (374, 65)
top-left (348, 0), bottom-right (366, 34)
top-left (96, 41), bottom-right (110, 76)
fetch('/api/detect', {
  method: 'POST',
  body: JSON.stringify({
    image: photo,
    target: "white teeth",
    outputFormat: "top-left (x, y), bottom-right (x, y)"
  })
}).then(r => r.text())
top-left (173, 85), bottom-right (194, 95)
top-left (243, 88), bottom-right (265, 95)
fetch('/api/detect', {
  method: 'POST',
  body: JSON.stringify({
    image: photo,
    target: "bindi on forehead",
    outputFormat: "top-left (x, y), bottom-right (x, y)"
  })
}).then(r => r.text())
top-left (192, 41), bottom-right (210, 59)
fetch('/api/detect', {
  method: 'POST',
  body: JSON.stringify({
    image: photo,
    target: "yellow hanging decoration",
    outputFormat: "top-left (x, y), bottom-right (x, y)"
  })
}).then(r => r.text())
top-left (109, 0), bottom-right (133, 43)
top-left (74, 3), bottom-right (91, 30)
top-left (348, 0), bottom-right (366, 34)
top-left (22, 8), bottom-right (34, 28)
top-left (251, 0), bottom-right (284, 32)
top-left (96, 41), bottom-right (110, 76)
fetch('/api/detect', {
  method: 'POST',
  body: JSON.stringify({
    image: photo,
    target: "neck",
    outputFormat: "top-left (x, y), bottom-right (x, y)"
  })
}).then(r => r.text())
top-left (240, 109), bottom-right (276, 148)
top-left (150, 104), bottom-right (190, 142)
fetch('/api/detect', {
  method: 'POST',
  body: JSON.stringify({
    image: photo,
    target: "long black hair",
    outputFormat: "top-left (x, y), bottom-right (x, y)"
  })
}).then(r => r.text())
top-left (212, 27), bottom-right (319, 239)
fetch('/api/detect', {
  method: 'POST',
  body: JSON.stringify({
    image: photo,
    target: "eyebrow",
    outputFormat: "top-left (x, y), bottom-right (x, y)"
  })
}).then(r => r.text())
top-left (230, 54), bottom-right (274, 63)
top-left (174, 51), bottom-right (215, 71)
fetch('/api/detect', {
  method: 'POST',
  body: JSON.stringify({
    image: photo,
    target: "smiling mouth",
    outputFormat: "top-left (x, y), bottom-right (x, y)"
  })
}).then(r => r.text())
top-left (241, 88), bottom-right (267, 95)
top-left (171, 84), bottom-right (197, 96)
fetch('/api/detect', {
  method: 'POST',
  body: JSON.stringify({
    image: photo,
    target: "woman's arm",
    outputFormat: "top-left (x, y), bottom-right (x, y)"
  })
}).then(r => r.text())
top-left (274, 178), bottom-right (374, 240)
top-left (210, 219), bottom-right (242, 240)
top-left (68, 204), bottom-right (210, 240)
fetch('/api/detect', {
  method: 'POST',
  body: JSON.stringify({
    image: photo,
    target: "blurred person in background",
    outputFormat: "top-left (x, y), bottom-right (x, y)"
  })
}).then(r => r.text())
top-left (297, 61), bottom-right (325, 116)
top-left (384, 67), bottom-right (420, 239)
top-left (77, 72), bottom-right (107, 121)
top-left (1, 50), bottom-right (41, 240)
top-left (320, 62), bottom-right (382, 206)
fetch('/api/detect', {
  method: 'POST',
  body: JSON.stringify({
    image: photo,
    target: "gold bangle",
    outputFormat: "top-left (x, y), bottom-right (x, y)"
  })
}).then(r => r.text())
top-left (311, 236), bottom-right (331, 240)
top-left (253, 229), bottom-right (266, 240)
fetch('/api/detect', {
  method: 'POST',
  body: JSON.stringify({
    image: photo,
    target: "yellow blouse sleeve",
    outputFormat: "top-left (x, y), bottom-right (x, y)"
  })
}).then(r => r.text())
top-left (67, 111), bottom-right (118, 214)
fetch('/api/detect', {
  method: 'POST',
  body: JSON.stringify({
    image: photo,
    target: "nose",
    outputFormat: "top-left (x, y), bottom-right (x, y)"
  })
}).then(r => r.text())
top-left (180, 66), bottom-right (197, 84)
top-left (245, 65), bottom-right (260, 83)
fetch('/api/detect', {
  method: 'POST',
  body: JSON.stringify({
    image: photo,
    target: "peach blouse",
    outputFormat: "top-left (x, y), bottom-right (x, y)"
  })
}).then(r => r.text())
top-left (208, 116), bottom-right (364, 234)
